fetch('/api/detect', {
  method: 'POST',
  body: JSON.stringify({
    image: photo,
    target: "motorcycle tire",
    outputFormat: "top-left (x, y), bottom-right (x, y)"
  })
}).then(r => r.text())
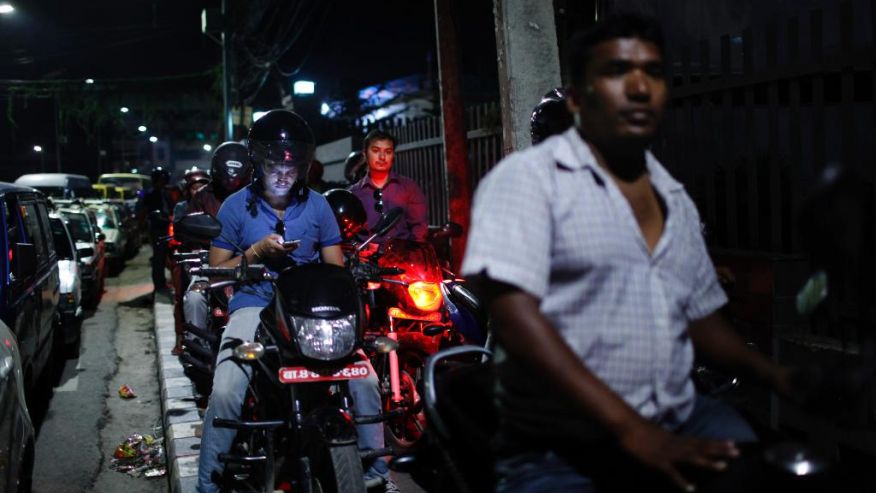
top-left (311, 444), bottom-right (365, 493)
top-left (383, 349), bottom-right (429, 454)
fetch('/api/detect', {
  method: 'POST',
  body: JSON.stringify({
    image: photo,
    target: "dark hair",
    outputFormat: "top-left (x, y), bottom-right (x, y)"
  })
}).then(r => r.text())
top-left (566, 13), bottom-right (665, 89)
top-left (362, 129), bottom-right (397, 151)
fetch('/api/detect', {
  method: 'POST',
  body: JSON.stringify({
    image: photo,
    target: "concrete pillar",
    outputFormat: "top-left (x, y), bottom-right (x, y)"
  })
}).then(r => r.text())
top-left (493, 0), bottom-right (562, 154)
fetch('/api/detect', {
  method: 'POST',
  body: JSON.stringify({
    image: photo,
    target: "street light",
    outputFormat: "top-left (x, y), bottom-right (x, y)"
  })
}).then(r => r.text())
top-left (149, 136), bottom-right (158, 143)
top-left (0, 3), bottom-right (14, 15)
top-left (33, 145), bottom-right (45, 171)
top-left (120, 106), bottom-right (129, 113)
top-left (138, 125), bottom-right (147, 132)
top-left (85, 78), bottom-right (94, 84)
top-left (203, 144), bottom-right (212, 152)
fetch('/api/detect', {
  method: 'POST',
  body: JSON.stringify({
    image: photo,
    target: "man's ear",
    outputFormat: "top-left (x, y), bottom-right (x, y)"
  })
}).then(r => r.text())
top-left (565, 86), bottom-right (581, 114)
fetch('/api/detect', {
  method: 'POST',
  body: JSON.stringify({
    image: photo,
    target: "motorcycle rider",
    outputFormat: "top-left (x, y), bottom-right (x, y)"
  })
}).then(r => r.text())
top-left (462, 14), bottom-right (796, 492)
top-left (181, 142), bottom-right (253, 333)
top-left (170, 167), bottom-right (211, 355)
top-left (197, 110), bottom-right (395, 493)
top-left (141, 166), bottom-right (173, 297)
top-left (349, 129), bottom-right (428, 242)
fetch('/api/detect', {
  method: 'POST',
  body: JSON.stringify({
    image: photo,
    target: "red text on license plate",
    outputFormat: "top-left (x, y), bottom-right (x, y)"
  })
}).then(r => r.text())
top-left (278, 362), bottom-right (371, 383)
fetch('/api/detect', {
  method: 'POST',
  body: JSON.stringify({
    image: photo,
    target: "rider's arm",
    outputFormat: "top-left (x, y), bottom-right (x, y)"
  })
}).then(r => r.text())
top-left (485, 278), bottom-right (648, 437)
top-left (483, 278), bottom-right (737, 491)
top-left (209, 244), bottom-right (260, 268)
top-left (689, 312), bottom-right (792, 395)
top-left (321, 244), bottom-right (344, 267)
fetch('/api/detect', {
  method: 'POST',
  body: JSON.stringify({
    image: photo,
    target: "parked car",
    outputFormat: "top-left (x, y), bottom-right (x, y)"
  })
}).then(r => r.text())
top-left (87, 203), bottom-right (125, 273)
top-left (13, 173), bottom-right (98, 200)
top-left (0, 184), bottom-right (61, 406)
top-left (57, 206), bottom-right (105, 309)
top-left (0, 318), bottom-right (35, 493)
top-left (49, 214), bottom-right (82, 344)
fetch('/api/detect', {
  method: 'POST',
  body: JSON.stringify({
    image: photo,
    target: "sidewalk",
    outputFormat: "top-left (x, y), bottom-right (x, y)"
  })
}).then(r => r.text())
top-left (153, 299), bottom-right (201, 493)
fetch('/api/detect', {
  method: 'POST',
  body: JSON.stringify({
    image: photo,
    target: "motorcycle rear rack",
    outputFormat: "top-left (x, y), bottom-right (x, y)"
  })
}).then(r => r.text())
top-left (214, 417), bottom-right (286, 430)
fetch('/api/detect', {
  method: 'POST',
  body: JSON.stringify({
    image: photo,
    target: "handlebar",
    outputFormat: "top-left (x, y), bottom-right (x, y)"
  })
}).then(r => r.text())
top-left (189, 264), bottom-right (273, 282)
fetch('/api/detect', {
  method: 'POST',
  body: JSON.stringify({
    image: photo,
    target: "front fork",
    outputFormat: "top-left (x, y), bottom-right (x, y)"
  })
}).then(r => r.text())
top-left (387, 316), bottom-right (402, 404)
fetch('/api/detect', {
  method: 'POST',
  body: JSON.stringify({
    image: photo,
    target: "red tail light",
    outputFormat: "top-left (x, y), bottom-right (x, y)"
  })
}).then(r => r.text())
top-left (407, 281), bottom-right (442, 312)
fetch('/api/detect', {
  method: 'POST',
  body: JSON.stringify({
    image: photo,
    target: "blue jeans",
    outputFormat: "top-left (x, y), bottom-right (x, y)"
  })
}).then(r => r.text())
top-left (196, 307), bottom-right (386, 493)
top-left (495, 395), bottom-right (757, 493)
top-left (182, 276), bottom-right (209, 331)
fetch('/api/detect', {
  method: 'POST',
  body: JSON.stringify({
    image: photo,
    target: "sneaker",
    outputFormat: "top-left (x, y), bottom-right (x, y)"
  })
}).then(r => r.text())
top-left (383, 479), bottom-right (401, 493)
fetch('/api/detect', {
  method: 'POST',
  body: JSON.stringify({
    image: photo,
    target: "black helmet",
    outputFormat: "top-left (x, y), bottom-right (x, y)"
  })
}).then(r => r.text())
top-left (151, 166), bottom-right (170, 185)
top-left (343, 151), bottom-right (366, 184)
top-left (530, 88), bottom-right (573, 145)
top-left (324, 188), bottom-right (366, 240)
top-left (248, 110), bottom-right (315, 198)
top-left (211, 141), bottom-right (252, 198)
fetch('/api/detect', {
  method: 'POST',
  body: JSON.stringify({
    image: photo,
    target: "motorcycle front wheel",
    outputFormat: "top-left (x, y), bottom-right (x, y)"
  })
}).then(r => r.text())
top-left (311, 443), bottom-right (365, 493)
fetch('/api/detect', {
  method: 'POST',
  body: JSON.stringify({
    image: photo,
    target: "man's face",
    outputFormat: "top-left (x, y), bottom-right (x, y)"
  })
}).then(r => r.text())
top-left (568, 37), bottom-right (667, 146)
top-left (366, 139), bottom-right (395, 174)
top-left (261, 160), bottom-right (299, 197)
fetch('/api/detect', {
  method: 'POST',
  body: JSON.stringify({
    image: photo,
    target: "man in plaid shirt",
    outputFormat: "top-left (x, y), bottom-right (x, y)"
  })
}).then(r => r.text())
top-left (463, 14), bottom-right (795, 493)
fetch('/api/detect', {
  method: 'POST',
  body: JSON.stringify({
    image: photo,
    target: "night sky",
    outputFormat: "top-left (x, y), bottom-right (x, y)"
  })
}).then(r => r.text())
top-left (0, 0), bottom-right (497, 179)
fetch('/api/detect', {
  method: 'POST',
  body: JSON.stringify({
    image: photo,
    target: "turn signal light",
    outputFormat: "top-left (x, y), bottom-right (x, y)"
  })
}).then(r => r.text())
top-left (407, 281), bottom-right (442, 312)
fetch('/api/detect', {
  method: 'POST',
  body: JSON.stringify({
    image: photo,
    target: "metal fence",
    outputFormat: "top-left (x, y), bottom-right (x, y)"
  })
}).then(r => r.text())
top-left (358, 101), bottom-right (503, 224)
top-left (653, 1), bottom-right (876, 342)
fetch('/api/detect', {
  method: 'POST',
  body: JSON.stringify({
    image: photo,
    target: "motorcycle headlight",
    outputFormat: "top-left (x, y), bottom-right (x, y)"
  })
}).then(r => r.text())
top-left (292, 313), bottom-right (357, 361)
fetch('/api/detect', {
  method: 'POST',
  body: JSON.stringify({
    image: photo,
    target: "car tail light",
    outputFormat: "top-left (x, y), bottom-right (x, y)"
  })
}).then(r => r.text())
top-left (407, 281), bottom-right (442, 312)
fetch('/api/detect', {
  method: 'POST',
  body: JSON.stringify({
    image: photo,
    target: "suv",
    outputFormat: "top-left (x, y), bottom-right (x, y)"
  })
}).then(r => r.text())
top-left (0, 184), bottom-right (61, 404)
top-left (57, 205), bottom-right (106, 309)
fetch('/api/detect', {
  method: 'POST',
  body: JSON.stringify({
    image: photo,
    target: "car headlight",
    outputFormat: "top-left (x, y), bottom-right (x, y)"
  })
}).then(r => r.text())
top-left (293, 313), bottom-right (357, 361)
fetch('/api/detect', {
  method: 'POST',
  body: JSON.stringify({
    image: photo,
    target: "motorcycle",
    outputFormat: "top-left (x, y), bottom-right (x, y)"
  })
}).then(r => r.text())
top-left (334, 204), bottom-right (488, 452)
top-left (176, 212), bottom-right (396, 493)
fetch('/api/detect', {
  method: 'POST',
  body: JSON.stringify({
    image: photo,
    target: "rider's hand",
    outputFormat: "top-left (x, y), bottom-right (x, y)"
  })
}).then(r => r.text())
top-left (619, 420), bottom-right (739, 492)
top-left (253, 234), bottom-right (295, 258)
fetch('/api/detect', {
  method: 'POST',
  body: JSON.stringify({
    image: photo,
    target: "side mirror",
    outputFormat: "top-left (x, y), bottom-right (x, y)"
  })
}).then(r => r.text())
top-left (13, 243), bottom-right (37, 279)
top-left (77, 247), bottom-right (95, 258)
top-left (176, 212), bottom-right (222, 241)
top-left (373, 207), bottom-right (404, 237)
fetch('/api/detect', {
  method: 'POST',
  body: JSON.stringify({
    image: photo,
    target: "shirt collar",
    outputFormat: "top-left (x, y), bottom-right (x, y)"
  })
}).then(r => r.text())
top-left (359, 171), bottom-right (400, 190)
top-left (555, 127), bottom-right (684, 194)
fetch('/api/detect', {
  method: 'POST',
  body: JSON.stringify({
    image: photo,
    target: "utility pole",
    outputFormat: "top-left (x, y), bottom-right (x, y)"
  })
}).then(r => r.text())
top-left (222, 0), bottom-right (233, 141)
top-left (54, 94), bottom-right (62, 172)
top-left (493, 0), bottom-right (562, 154)
top-left (434, 0), bottom-right (471, 271)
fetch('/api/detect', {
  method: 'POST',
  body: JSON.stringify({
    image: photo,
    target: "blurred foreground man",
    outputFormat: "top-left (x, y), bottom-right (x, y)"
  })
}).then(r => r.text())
top-left (462, 14), bottom-right (794, 493)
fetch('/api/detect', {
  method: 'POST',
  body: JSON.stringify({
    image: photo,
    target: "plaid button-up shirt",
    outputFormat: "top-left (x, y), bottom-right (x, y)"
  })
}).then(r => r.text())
top-left (462, 128), bottom-right (726, 428)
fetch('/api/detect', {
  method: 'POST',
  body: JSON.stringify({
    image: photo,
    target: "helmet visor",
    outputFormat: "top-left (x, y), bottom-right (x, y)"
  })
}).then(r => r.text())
top-left (250, 140), bottom-right (314, 170)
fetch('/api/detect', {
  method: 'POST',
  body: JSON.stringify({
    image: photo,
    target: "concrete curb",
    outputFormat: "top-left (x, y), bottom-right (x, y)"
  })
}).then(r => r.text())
top-left (154, 299), bottom-right (201, 493)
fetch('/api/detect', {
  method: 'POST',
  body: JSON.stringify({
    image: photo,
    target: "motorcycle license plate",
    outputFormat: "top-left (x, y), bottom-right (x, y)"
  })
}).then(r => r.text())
top-left (278, 362), bottom-right (371, 384)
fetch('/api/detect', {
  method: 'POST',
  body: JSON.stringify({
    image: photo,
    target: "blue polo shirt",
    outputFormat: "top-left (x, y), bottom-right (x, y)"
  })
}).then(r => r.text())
top-left (213, 187), bottom-right (342, 312)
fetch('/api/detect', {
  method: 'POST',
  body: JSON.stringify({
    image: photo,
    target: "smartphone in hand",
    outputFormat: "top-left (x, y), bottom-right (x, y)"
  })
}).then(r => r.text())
top-left (281, 239), bottom-right (301, 249)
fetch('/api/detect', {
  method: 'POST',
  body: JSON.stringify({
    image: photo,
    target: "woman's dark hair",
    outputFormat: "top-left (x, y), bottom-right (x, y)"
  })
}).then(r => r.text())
top-left (362, 129), bottom-right (397, 150)
top-left (566, 13), bottom-right (665, 89)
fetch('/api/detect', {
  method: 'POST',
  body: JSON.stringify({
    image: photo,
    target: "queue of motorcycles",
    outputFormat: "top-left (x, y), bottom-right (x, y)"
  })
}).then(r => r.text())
top-left (168, 192), bottom-right (487, 493)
